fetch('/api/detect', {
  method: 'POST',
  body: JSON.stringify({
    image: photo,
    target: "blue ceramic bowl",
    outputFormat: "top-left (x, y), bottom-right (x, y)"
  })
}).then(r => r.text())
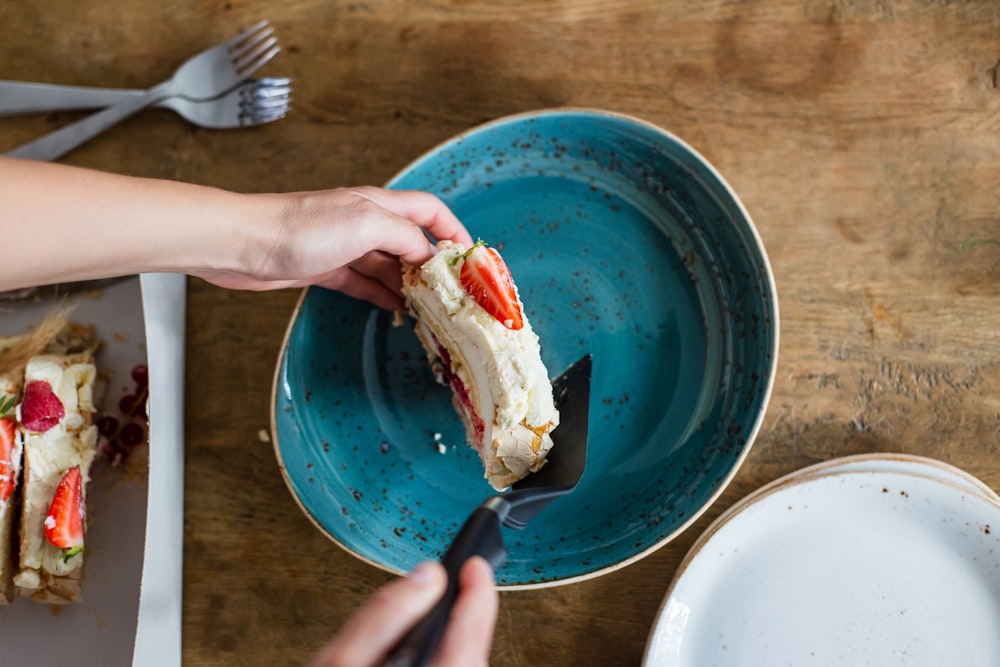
top-left (271, 109), bottom-right (778, 587)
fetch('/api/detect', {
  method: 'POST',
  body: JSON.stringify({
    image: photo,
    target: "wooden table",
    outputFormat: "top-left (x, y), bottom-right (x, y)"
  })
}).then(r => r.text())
top-left (3, 1), bottom-right (1000, 664)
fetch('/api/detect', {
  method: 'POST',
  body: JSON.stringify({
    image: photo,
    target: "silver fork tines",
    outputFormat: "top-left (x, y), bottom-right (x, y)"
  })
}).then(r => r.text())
top-left (248, 77), bottom-right (292, 97)
top-left (231, 24), bottom-right (280, 76)
top-left (237, 79), bottom-right (292, 126)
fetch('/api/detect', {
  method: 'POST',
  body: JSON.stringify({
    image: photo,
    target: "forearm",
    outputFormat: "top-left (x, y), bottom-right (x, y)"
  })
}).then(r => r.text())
top-left (0, 157), bottom-right (279, 290)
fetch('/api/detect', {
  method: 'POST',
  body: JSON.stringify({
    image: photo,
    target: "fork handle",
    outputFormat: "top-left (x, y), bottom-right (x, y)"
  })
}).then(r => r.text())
top-left (4, 82), bottom-right (170, 161)
top-left (0, 80), bottom-right (151, 116)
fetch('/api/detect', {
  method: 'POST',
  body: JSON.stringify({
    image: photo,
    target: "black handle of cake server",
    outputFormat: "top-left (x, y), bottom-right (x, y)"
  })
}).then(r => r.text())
top-left (383, 498), bottom-right (509, 667)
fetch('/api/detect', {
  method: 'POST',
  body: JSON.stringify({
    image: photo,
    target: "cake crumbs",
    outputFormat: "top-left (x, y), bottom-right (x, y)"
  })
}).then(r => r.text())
top-left (433, 432), bottom-right (447, 455)
top-left (258, 429), bottom-right (271, 443)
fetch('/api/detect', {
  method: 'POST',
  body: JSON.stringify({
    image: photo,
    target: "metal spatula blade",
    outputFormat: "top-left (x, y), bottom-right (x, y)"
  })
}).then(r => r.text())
top-left (384, 354), bottom-right (593, 667)
top-left (502, 353), bottom-right (591, 528)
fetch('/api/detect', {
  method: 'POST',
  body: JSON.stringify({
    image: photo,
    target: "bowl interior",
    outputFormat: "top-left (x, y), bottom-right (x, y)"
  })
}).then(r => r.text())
top-left (272, 109), bottom-right (777, 587)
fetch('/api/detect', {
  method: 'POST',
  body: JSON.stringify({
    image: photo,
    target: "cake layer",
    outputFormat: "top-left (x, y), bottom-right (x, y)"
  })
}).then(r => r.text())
top-left (402, 241), bottom-right (559, 490)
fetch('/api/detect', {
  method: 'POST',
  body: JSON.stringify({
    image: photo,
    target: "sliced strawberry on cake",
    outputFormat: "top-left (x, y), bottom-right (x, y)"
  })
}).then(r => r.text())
top-left (401, 240), bottom-right (559, 490)
top-left (458, 241), bottom-right (525, 331)
top-left (13, 353), bottom-right (98, 603)
top-left (0, 417), bottom-right (18, 503)
top-left (44, 466), bottom-right (84, 560)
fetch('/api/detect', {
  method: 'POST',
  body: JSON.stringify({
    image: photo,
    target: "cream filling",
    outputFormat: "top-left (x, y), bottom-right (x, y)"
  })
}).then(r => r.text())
top-left (411, 297), bottom-right (495, 444)
top-left (402, 241), bottom-right (559, 491)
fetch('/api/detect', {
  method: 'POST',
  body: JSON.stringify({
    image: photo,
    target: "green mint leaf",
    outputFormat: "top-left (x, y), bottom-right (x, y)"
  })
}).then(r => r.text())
top-left (0, 394), bottom-right (16, 418)
top-left (60, 545), bottom-right (84, 563)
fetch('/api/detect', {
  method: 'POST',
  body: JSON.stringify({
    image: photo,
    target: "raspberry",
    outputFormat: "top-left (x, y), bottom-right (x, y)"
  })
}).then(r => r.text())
top-left (20, 381), bottom-right (65, 432)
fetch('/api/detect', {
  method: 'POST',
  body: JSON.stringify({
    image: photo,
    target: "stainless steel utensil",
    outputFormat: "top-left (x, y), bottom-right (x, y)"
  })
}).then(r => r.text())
top-left (4, 20), bottom-right (280, 161)
top-left (0, 77), bottom-right (292, 129)
top-left (385, 354), bottom-right (593, 667)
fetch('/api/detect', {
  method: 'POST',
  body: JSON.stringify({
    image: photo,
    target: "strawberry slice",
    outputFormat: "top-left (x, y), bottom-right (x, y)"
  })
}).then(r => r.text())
top-left (44, 466), bottom-right (84, 560)
top-left (457, 241), bottom-right (524, 330)
top-left (0, 418), bottom-right (17, 503)
top-left (20, 380), bottom-right (65, 433)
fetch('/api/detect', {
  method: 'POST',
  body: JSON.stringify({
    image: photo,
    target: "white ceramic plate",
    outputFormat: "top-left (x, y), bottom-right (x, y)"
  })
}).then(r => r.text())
top-left (735, 453), bottom-right (999, 509)
top-left (796, 452), bottom-right (999, 502)
top-left (643, 470), bottom-right (1000, 666)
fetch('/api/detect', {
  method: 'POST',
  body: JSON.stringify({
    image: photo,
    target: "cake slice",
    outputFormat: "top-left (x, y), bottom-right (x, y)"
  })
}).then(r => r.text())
top-left (0, 319), bottom-right (71, 605)
top-left (0, 374), bottom-right (23, 604)
top-left (401, 240), bottom-right (559, 490)
top-left (13, 352), bottom-right (98, 603)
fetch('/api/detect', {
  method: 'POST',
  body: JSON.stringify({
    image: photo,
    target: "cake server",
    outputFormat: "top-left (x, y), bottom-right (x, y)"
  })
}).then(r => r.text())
top-left (385, 353), bottom-right (592, 667)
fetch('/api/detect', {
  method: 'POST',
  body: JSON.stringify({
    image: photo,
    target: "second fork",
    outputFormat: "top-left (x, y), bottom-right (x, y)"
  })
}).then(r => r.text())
top-left (0, 77), bottom-right (291, 119)
top-left (0, 78), bottom-right (292, 129)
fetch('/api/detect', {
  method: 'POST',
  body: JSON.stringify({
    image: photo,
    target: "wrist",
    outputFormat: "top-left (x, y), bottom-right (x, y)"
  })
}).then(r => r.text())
top-left (136, 181), bottom-right (259, 276)
top-left (156, 187), bottom-right (291, 280)
top-left (226, 192), bottom-right (295, 280)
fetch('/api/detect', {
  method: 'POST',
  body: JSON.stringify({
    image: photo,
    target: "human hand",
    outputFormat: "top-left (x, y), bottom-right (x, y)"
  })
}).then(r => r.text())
top-left (193, 186), bottom-right (474, 310)
top-left (0, 159), bottom-right (472, 305)
top-left (309, 557), bottom-right (498, 667)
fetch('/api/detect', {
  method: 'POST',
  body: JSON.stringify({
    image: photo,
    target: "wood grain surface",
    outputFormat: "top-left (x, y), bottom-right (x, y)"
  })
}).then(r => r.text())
top-left (2, 1), bottom-right (1000, 665)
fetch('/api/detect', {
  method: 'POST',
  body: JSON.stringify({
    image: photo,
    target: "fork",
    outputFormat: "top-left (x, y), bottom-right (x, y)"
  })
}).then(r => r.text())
top-left (4, 20), bottom-right (280, 161)
top-left (0, 77), bottom-right (293, 128)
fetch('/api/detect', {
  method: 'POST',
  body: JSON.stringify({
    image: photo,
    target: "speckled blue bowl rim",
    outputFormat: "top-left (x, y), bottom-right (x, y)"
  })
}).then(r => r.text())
top-left (270, 107), bottom-right (780, 589)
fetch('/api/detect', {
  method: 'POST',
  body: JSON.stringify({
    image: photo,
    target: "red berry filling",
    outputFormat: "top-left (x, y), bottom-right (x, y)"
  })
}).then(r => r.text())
top-left (434, 343), bottom-right (485, 439)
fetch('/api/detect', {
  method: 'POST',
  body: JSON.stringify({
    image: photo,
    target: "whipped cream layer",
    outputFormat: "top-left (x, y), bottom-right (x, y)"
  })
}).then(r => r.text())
top-left (402, 241), bottom-right (559, 490)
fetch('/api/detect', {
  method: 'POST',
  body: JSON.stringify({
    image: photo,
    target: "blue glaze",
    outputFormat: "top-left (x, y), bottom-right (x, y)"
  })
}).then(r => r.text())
top-left (272, 109), bottom-right (778, 587)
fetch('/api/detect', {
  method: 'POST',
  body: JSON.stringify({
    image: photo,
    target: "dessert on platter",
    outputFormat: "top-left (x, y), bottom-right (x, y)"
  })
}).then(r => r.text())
top-left (401, 240), bottom-right (559, 490)
top-left (0, 277), bottom-right (158, 667)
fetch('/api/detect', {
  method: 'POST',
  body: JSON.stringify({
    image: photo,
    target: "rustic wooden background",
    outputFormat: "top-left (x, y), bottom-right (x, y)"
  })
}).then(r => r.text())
top-left (2, 1), bottom-right (1000, 665)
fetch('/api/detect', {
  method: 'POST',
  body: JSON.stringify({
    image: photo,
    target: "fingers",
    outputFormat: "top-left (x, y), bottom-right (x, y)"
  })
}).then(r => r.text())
top-left (353, 187), bottom-right (475, 248)
top-left (309, 562), bottom-right (447, 667)
top-left (351, 249), bottom-right (405, 295)
top-left (318, 266), bottom-right (403, 312)
top-left (309, 558), bottom-right (498, 667)
top-left (434, 557), bottom-right (498, 667)
top-left (339, 196), bottom-right (440, 267)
